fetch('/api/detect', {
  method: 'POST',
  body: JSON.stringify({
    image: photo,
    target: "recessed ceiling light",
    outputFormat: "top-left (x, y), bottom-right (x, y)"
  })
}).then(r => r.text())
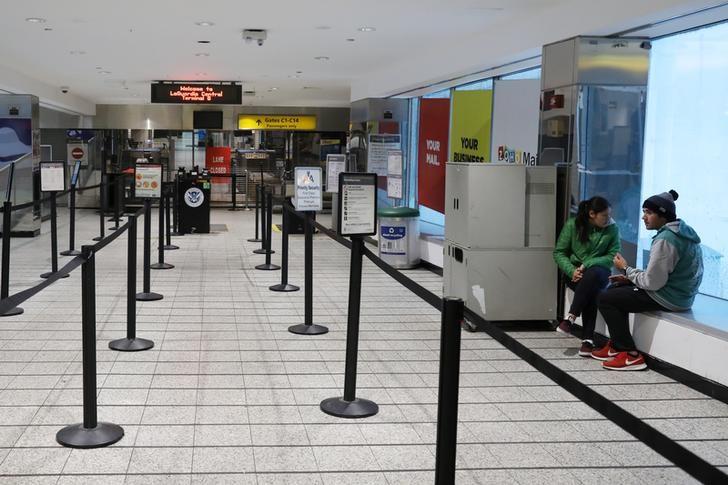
top-left (346, 38), bottom-right (355, 42)
top-left (296, 70), bottom-right (303, 74)
top-left (314, 56), bottom-right (330, 61)
top-left (315, 26), bottom-right (331, 30)
top-left (197, 40), bottom-right (211, 44)
top-left (195, 52), bottom-right (209, 57)
top-left (288, 75), bottom-right (300, 79)
top-left (196, 72), bottom-right (207, 76)
top-left (98, 70), bottom-right (111, 74)
top-left (358, 26), bottom-right (375, 32)
top-left (95, 66), bottom-right (102, 70)
top-left (268, 87), bottom-right (278, 91)
top-left (44, 27), bottom-right (53, 31)
top-left (195, 21), bottom-right (215, 27)
top-left (69, 50), bottom-right (86, 55)
top-left (25, 17), bottom-right (46, 23)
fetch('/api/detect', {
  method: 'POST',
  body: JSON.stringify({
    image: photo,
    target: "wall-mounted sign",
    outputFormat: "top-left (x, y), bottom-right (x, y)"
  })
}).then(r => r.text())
top-left (238, 115), bottom-right (317, 131)
top-left (134, 163), bottom-right (162, 199)
top-left (151, 82), bottom-right (242, 104)
top-left (325, 154), bottom-right (346, 193)
top-left (417, 98), bottom-right (450, 213)
top-left (40, 161), bottom-right (65, 192)
top-left (367, 134), bottom-right (401, 177)
top-left (293, 166), bottom-right (322, 211)
top-left (386, 150), bottom-right (403, 199)
top-left (338, 172), bottom-right (377, 237)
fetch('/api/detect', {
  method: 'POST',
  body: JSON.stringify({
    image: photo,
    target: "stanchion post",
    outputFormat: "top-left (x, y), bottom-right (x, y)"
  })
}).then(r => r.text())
top-left (171, 176), bottom-right (182, 237)
top-left (320, 237), bottom-right (376, 417)
top-left (60, 185), bottom-right (81, 256)
top-left (434, 297), bottom-right (465, 485)
top-left (136, 199), bottom-right (163, 301)
top-left (244, 169), bottom-right (251, 211)
top-left (41, 194), bottom-right (69, 280)
top-left (270, 201), bottom-right (299, 292)
top-left (164, 186), bottom-right (178, 250)
top-left (247, 184), bottom-right (261, 242)
top-left (256, 190), bottom-right (280, 271)
top-left (228, 173), bottom-right (238, 211)
top-left (253, 186), bottom-right (268, 254)
top-left (93, 173), bottom-right (106, 242)
top-left (288, 212), bottom-right (328, 335)
top-left (110, 215), bottom-right (154, 351)
top-left (109, 176), bottom-right (121, 230)
top-left (0, 201), bottom-right (23, 316)
top-left (151, 196), bottom-right (174, 270)
top-left (56, 245), bottom-right (124, 448)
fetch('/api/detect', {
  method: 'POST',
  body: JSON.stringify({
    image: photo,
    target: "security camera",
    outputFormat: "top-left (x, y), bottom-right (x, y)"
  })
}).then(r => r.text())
top-left (640, 40), bottom-right (652, 50)
top-left (243, 29), bottom-right (267, 47)
top-left (60, 86), bottom-right (69, 94)
top-left (257, 38), bottom-right (264, 47)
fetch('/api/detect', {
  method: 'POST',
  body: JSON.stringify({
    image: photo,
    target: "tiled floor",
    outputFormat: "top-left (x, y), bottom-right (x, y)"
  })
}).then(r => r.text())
top-left (0, 207), bottom-right (726, 484)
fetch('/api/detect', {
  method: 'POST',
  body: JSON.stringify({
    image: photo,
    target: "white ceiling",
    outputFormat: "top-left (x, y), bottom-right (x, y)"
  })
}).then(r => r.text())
top-left (0, 0), bottom-right (721, 115)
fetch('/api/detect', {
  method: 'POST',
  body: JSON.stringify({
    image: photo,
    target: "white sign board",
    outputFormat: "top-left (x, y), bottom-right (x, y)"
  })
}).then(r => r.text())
top-left (134, 164), bottom-right (163, 198)
top-left (367, 134), bottom-right (401, 177)
top-left (387, 177), bottom-right (403, 199)
top-left (40, 162), bottom-right (65, 192)
top-left (325, 154), bottom-right (346, 193)
top-left (293, 166), bottom-right (322, 211)
top-left (338, 172), bottom-right (377, 237)
top-left (387, 150), bottom-right (403, 176)
top-left (490, 79), bottom-right (540, 165)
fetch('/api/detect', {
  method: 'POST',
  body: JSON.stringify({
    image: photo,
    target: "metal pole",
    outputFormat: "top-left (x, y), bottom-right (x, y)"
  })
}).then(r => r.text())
top-left (288, 212), bottom-right (327, 335)
top-left (270, 201), bottom-right (298, 292)
top-left (320, 236), bottom-right (377, 417)
top-left (244, 169), bottom-right (251, 210)
top-left (171, 176), bottom-right (181, 236)
top-left (60, 186), bottom-right (80, 256)
top-left (151, 196), bottom-right (174, 270)
top-left (93, 173), bottom-right (105, 241)
top-left (0, 201), bottom-right (23, 316)
top-left (228, 173), bottom-right (237, 211)
top-left (136, 199), bottom-right (163, 301)
top-left (256, 191), bottom-right (280, 271)
top-left (56, 246), bottom-right (124, 448)
top-left (164, 187), bottom-right (178, 250)
top-left (109, 214), bottom-right (153, 351)
top-left (435, 297), bottom-right (465, 485)
top-left (41, 194), bottom-right (69, 280)
top-left (253, 186), bottom-right (268, 253)
top-left (247, 184), bottom-right (261, 242)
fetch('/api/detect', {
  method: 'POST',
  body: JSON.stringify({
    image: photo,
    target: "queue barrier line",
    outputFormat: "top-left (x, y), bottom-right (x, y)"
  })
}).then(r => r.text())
top-left (310, 219), bottom-right (726, 485)
top-left (1, 183), bottom-right (103, 213)
top-left (0, 205), bottom-right (144, 317)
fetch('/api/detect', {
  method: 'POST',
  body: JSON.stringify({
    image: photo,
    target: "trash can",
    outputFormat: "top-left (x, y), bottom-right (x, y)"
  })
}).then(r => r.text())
top-left (377, 207), bottom-right (420, 269)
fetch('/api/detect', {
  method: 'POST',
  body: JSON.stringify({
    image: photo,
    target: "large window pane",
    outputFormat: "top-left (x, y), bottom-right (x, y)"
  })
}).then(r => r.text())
top-left (641, 21), bottom-right (728, 300)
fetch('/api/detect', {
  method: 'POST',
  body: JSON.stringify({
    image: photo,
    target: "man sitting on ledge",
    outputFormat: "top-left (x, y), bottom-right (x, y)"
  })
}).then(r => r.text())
top-left (592, 190), bottom-right (703, 371)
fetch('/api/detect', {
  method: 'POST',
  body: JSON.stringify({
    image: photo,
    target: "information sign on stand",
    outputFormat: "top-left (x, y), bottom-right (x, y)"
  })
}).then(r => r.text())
top-left (134, 163), bottom-right (162, 199)
top-left (338, 173), bottom-right (377, 237)
top-left (70, 160), bottom-right (82, 187)
top-left (40, 162), bottom-right (66, 192)
top-left (386, 150), bottom-right (403, 199)
top-left (325, 154), bottom-right (346, 193)
top-left (293, 166), bottom-right (322, 212)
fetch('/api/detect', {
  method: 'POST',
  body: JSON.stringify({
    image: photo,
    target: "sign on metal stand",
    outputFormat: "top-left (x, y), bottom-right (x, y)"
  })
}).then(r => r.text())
top-left (40, 162), bottom-right (69, 280)
top-left (320, 172), bottom-right (378, 418)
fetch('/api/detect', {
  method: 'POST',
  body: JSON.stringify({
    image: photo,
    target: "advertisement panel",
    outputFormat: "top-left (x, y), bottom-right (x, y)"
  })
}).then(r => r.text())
top-left (491, 79), bottom-right (540, 165)
top-left (417, 98), bottom-right (450, 213)
top-left (449, 90), bottom-right (493, 164)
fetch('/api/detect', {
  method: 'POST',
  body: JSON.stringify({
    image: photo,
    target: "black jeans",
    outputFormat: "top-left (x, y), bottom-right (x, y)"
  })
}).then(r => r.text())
top-left (565, 266), bottom-right (610, 341)
top-left (597, 285), bottom-right (668, 352)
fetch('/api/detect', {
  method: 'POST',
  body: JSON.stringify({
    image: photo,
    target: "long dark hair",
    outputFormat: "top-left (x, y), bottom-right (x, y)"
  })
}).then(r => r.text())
top-left (575, 196), bottom-right (611, 243)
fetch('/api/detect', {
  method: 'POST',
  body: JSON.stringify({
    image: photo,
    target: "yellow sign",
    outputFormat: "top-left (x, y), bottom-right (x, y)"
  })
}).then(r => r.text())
top-left (238, 115), bottom-right (317, 131)
top-left (449, 90), bottom-right (493, 163)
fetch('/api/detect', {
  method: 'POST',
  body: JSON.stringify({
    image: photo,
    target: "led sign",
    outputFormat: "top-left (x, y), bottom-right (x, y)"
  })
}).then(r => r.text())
top-left (151, 82), bottom-right (242, 104)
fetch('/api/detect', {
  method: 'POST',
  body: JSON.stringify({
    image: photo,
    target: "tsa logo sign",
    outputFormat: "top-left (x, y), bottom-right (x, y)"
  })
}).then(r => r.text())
top-left (184, 187), bottom-right (205, 208)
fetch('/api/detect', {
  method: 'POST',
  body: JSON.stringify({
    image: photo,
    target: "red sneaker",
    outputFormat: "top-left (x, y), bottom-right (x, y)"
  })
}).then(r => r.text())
top-left (590, 340), bottom-right (619, 361)
top-left (555, 320), bottom-right (572, 335)
top-left (603, 351), bottom-right (647, 371)
top-left (578, 340), bottom-right (595, 357)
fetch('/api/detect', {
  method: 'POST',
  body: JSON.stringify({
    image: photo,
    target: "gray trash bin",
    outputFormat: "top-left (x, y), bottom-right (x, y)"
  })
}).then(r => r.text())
top-left (377, 207), bottom-right (420, 269)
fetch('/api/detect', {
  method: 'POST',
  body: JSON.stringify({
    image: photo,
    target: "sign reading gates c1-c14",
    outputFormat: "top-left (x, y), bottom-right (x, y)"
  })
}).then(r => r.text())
top-left (293, 166), bottom-right (322, 211)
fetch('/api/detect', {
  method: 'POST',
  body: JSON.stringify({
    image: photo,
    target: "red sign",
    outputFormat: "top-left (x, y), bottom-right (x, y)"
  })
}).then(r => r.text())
top-left (205, 146), bottom-right (231, 184)
top-left (417, 98), bottom-right (450, 214)
top-left (71, 147), bottom-right (84, 159)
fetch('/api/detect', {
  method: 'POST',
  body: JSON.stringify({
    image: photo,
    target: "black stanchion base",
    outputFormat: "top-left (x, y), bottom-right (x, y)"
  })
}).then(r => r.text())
top-left (288, 323), bottom-right (328, 335)
top-left (150, 262), bottom-right (175, 270)
top-left (320, 397), bottom-right (379, 419)
top-left (171, 231), bottom-right (183, 237)
top-left (40, 271), bottom-right (70, 279)
top-left (227, 208), bottom-right (240, 212)
top-left (60, 249), bottom-right (82, 256)
top-left (255, 263), bottom-right (281, 271)
top-left (109, 337), bottom-right (154, 352)
top-left (253, 248), bottom-right (274, 255)
top-left (92, 236), bottom-right (104, 241)
top-left (163, 244), bottom-right (179, 250)
top-left (136, 292), bottom-right (163, 301)
top-left (108, 226), bottom-right (120, 231)
top-left (247, 237), bottom-right (262, 243)
top-left (0, 307), bottom-right (24, 317)
top-left (269, 283), bottom-right (300, 292)
top-left (56, 422), bottom-right (124, 449)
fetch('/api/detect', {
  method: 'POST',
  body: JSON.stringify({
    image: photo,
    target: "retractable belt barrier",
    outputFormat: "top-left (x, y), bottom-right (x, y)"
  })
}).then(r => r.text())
top-left (310, 219), bottom-right (726, 485)
top-left (0, 183), bottom-right (102, 213)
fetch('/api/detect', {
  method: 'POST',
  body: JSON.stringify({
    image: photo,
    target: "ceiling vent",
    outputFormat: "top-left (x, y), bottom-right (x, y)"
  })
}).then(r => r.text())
top-left (242, 29), bottom-right (267, 46)
top-left (243, 90), bottom-right (256, 97)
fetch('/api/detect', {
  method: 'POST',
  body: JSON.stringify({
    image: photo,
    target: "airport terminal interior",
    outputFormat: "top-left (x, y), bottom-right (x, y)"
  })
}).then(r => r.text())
top-left (0, 1), bottom-right (728, 483)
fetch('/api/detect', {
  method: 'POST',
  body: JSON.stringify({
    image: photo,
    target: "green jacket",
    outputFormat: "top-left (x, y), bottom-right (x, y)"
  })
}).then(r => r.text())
top-left (553, 217), bottom-right (621, 278)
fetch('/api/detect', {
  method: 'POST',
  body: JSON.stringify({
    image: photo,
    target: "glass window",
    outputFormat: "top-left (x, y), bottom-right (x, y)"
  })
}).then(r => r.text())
top-left (454, 79), bottom-right (493, 91)
top-left (423, 88), bottom-right (451, 99)
top-left (500, 67), bottom-right (541, 80)
top-left (641, 21), bottom-right (728, 300)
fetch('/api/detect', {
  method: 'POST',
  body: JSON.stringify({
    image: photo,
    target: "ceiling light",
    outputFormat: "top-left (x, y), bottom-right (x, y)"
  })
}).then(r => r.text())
top-left (196, 72), bottom-right (207, 76)
top-left (296, 70), bottom-right (303, 74)
top-left (314, 56), bottom-right (330, 61)
top-left (358, 26), bottom-right (375, 32)
top-left (69, 50), bottom-right (86, 55)
top-left (195, 21), bottom-right (214, 27)
top-left (44, 28), bottom-right (53, 31)
top-left (25, 17), bottom-right (46, 23)
top-left (98, 70), bottom-right (111, 74)
top-left (268, 87), bottom-right (278, 92)
top-left (315, 26), bottom-right (331, 30)
top-left (197, 40), bottom-right (211, 44)
top-left (346, 38), bottom-right (355, 42)
top-left (195, 52), bottom-right (209, 57)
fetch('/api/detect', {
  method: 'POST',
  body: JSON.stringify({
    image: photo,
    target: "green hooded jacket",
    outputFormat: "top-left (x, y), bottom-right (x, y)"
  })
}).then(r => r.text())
top-left (553, 217), bottom-right (621, 278)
